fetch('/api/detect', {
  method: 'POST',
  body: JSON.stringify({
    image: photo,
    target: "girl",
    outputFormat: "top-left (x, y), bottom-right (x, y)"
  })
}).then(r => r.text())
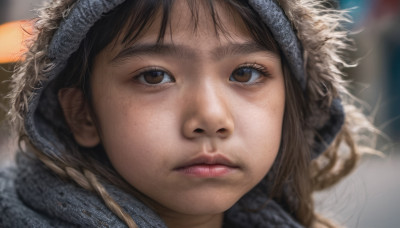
top-left (0, 0), bottom-right (373, 227)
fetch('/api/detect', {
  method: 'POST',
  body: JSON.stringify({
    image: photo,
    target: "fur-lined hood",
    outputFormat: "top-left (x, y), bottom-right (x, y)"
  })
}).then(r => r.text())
top-left (4, 0), bottom-right (373, 227)
top-left (8, 0), bottom-right (354, 159)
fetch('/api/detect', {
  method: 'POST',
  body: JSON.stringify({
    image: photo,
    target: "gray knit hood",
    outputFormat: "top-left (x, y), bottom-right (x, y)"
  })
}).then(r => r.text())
top-left (2, 0), bottom-right (363, 227)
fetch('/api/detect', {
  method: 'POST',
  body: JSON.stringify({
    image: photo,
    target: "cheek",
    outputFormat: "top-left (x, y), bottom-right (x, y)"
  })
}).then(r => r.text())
top-left (233, 87), bottom-right (285, 180)
top-left (92, 88), bottom-right (179, 180)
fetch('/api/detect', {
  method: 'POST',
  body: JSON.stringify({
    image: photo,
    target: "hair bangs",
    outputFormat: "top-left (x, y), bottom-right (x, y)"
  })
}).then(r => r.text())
top-left (91, 0), bottom-right (280, 54)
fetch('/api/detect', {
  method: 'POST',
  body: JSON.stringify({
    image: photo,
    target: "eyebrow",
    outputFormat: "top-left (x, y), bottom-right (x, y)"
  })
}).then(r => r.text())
top-left (110, 41), bottom-right (277, 65)
top-left (212, 42), bottom-right (277, 60)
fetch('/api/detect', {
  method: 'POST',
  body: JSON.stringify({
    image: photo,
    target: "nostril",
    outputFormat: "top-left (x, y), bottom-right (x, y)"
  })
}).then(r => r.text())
top-left (216, 128), bottom-right (227, 134)
top-left (194, 128), bottom-right (205, 134)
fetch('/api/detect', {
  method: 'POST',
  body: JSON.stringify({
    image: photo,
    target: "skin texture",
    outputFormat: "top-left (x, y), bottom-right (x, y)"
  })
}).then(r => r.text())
top-left (60, 1), bottom-right (285, 227)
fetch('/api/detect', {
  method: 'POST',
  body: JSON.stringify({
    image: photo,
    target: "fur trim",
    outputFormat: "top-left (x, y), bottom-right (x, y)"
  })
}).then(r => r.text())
top-left (7, 0), bottom-right (374, 193)
top-left (8, 0), bottom-right (77, 133)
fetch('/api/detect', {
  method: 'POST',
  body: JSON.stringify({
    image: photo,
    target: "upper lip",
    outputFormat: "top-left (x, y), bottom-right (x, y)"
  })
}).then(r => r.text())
top-left (175, 154), bottom-right (238, 170)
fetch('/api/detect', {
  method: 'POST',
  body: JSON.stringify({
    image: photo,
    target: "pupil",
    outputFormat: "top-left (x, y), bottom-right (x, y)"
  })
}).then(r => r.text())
top-left (144, 71), bottom-right (164, 84)
top-left (234, 68), bottom-right (252, 82)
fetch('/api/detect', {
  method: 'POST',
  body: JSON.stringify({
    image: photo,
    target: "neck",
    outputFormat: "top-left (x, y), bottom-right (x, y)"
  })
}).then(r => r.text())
top-left (160, 212), bottom-right (224, 228)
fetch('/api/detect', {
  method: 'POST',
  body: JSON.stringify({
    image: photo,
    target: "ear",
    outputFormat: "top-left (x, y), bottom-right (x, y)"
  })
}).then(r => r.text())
top-left (58, 88), bottom-right (100, 148)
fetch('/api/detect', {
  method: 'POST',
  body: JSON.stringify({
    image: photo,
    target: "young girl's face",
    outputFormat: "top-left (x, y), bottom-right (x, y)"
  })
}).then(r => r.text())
top-left (86, 0), bottom-right (284, 221)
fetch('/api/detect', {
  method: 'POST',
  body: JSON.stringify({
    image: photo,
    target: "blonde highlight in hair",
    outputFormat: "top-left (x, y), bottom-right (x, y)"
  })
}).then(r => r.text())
top-left (26, 144), bottom-right (139, 228)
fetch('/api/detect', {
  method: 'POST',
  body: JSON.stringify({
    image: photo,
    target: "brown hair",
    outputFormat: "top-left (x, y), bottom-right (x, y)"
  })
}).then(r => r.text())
top-left (8, 0), bottom-right (375, 227)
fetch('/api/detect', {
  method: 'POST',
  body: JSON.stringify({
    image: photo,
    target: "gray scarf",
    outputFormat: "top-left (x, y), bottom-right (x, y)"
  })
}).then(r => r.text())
top-left (0, 153), bottom-right (303, 228)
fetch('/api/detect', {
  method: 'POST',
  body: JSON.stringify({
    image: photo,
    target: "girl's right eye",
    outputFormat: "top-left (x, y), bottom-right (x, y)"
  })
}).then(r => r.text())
top-left (134, 69), bottom-right (175, 85)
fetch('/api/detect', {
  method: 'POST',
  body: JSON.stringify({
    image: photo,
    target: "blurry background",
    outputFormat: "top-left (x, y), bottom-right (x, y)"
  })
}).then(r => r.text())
top-left (314, 1), bottom-right (400, 228)
top-left (0, 0), bottom-right (399, 227)
top-left (0, 0), bottom-right (42, 165)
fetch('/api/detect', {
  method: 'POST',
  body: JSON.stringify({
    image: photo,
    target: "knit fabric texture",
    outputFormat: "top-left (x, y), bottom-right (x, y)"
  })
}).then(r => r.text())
top-left (249, 0), bottom-right (306, 89)
top-left (0, 153), bottom-right (303, 228)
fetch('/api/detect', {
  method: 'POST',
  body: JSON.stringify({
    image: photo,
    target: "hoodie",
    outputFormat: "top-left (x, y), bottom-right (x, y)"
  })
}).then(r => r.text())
top-left (1, 0), bottom-right (369, 227)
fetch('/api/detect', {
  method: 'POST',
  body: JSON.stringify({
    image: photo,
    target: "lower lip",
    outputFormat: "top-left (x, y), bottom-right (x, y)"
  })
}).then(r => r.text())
top-left (176, 165), bottom-right (235, 177)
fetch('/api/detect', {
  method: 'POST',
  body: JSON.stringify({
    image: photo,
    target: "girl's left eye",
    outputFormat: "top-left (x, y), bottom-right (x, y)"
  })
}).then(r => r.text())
top-left (229, 65), bottom-right (270, 84)
top-left (134, 69), bottom-right (175, 85)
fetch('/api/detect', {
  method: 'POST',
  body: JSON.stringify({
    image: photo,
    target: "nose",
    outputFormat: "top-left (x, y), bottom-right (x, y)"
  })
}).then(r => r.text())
top-left (181, 82), bottom-right (234, 139)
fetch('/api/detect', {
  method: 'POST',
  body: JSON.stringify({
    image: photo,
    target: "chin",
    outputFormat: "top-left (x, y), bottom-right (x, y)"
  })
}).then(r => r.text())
top-left (168, 194), bottom-right (240, 216)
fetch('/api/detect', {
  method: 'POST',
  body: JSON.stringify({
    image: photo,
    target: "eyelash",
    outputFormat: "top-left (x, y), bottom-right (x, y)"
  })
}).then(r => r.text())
top-left (229, 63), bottom-right (271, 85)
top-left (131, 63), bottom-right (271, 87)
top-left (132, 66), bottom-right (175, 87)
top-left (237, 63), bottom-right (270, 76)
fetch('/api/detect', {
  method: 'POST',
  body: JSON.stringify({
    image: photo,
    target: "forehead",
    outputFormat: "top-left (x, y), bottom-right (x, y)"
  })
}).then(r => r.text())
top-left (114, 0), bottom-right (253, 48)
top-left (91, 0), bottom-right (281, 67)
top-left (102, 2), bottom-right (280, 66)
top-left (168, 0), bottom-right (249, 38)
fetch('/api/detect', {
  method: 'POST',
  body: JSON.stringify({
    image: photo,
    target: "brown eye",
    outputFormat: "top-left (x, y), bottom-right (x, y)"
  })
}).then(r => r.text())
top-left (230, 68), bottom-right (253, 82)
top-left (229, 66), bottom-right (269, 84)
top-left (136, 70), bottom-right (174, 85)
